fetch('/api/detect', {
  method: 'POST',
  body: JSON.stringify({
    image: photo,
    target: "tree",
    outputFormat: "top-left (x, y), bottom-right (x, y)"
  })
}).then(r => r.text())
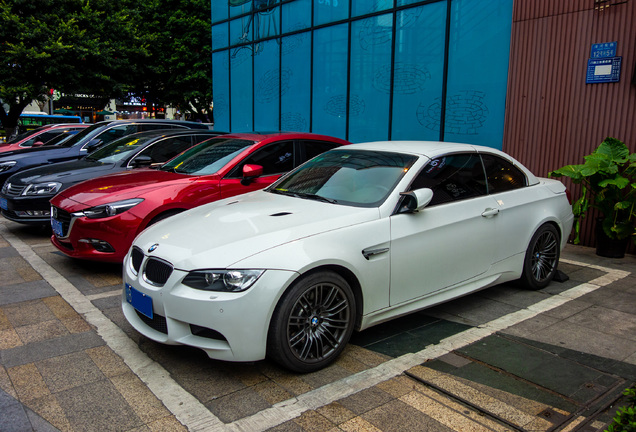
top-left (0, 0), bottom-right (145, 138)
top-left (132, 0), bottom-right (213, 122)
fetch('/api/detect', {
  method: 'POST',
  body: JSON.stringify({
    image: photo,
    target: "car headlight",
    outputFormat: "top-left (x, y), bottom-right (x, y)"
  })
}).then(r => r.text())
top-left (182, 269), bottom-right (264, 292)
top-left (23, 182), bottom-right (62, 196)
top-left (81, 198), bottom-right (144, 219)
top-left (0, 161), bottom-right (17, 173)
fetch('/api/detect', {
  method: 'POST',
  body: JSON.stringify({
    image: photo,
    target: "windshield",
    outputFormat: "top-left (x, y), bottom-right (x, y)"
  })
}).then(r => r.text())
top-left (269, 149), bottom-right (418, 207)
top-left (57, 123), bottom-right (108, 148)
top-left (86, 135), bottom-right (154, 163)
top-left (161, 138), bottom-right (254, 175)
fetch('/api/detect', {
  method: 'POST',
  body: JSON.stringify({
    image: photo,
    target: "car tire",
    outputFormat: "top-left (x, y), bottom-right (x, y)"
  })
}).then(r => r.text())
top-left (267, 271), bottom-right (356, 373)
top-left (520, 224), bottom-right (560, 290)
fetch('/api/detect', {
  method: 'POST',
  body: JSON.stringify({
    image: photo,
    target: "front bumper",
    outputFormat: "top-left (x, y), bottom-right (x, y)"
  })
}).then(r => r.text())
top-left (50, 205), bottom-right (142, 262)
top-left (121, 248), bottom-right (298, 362)
top-left (0, 194), bottom-right (51, 224)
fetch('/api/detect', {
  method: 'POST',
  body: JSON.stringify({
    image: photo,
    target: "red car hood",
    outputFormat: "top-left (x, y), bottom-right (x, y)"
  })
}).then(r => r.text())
top-left (51, 169), bottom-right (214, 210)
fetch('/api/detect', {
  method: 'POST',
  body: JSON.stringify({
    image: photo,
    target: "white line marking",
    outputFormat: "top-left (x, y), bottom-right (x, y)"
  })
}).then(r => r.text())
top-left (86, 289), bottom-right (122, 301)
top-left (3, 222), bottom-right (629, 432)
top-left (0, 224), bottom-right (224, 431)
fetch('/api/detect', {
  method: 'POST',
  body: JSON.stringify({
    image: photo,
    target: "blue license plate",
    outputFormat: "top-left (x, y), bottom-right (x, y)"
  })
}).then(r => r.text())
top-left (0, 198), bottom-right (7, 211)
top-left (51, 218), bottom-right (64, 237)
top-left (125, 283), bottom-right (153, 319)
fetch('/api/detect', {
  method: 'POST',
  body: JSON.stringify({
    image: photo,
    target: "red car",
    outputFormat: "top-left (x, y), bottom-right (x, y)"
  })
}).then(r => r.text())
top-left (0, 124), bottom-right (89, 153)
top-left (50, 132), bottom-right (350, 262)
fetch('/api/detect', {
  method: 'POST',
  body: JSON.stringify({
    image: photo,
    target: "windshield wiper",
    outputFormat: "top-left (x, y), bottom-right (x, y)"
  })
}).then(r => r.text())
top-left (271, 189), bottom-right (337, 204)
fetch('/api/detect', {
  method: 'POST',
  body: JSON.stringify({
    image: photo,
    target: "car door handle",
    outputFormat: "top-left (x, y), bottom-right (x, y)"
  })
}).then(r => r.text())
top-left (481, 208), bottom-right (500, 218)
top-left (362, 247), bottom-right (389, 260)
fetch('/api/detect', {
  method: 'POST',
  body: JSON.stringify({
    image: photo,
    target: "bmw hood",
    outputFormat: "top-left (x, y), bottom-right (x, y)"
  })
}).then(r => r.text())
top-left (135, 190), bottom-right (379, 270)
top-left (9, 159), bottom-right (116, 186)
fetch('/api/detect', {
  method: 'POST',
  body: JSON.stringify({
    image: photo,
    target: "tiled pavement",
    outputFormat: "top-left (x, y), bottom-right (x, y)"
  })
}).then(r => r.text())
top-left (1, 218), bottom-right (635, 432)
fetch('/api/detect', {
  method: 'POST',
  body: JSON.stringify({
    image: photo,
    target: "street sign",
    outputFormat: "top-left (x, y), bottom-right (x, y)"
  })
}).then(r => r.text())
top-left (590, 41), bottom-right (617, 59)
top-left (586, 57), bottom-right (622, 84)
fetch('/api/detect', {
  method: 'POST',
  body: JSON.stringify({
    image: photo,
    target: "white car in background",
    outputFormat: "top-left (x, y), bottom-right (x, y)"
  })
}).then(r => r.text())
top-left (122, 141), bottom-right (574, 372)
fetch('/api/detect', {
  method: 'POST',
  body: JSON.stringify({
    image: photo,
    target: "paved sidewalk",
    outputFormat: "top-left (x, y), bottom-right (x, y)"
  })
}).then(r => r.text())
top-left (1, 218), bottom-right (635, 431)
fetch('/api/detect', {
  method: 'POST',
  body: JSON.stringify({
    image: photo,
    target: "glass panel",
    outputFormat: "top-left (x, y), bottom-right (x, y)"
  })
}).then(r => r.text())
top-left (212, 24), bottom-right (229, 50)
top-left (230, 45), bottom-right (253, 131)
top-left (254, 39), bottom-right (280, 130)
top-left (282, 0), bottom-right (311, 32)
top-left (349, 14), bottom-right (392, 142)
top-left (314, 0), bottom-right (349, 26)
top-left (312, 24), bottom-right (348, 139)
top-left (211, 2), bottom-right (228, 23)
top-left (281, 31), bottom-right (311, 132)
top-left (230, 16), bottom-right (251, 46)
top-left (252, 3), bottom-right (280, 40)
top-left (212, 51), bottom-right (231, 131)
top-left (229, 0), bottom-right (252, 18)
top-left (391, 3), bottom-right (446, 141)
top-left (444, 0), bottom-right (513, 148)
top-left (352, 0), bottom-right (393, 17)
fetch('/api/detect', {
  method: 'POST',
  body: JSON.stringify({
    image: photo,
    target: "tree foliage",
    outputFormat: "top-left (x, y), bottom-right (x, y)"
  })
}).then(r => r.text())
top-left (0, 0), bottom-right (146, 136)
top-left (1, 0), bottom-right (213, 136)
top-left (133, 0), bottom-right (213, 121)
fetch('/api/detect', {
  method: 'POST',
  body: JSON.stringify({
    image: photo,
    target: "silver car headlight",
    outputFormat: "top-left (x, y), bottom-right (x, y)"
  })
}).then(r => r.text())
top-left (80, 198), bottom-right (144, 219)
top-left (23, 182), bottom-right (63, 196)
top-left (182, 269), bottom-right (264, 292)
top-left (0, 161), bottom-right (17, 173)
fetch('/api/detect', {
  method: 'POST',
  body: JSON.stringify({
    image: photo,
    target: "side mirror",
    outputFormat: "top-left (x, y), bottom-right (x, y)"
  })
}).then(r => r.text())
top-left (241, 164), bottom-right (264, 185)
top-left (398, 188), bottom-right (434, 213)
top-left (130, 155), bottom-right (153, 168)
top-left (83, 138), bottom-right (103, 153)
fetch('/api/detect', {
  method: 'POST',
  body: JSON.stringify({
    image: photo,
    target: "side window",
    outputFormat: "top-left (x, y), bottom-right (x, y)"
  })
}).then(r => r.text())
top-left (409, 153), bottom-right (487, 206)
top-left (134, 136), bottom-right (194, 164)
top-left (480, 154), bottom-right (527, 194)
top-left (227, 140), bottom-right (294, 178)
top-left (94, 125), bottom-right (136, 147)
top-left (23, 131), bottom-right (60, 146)
top-left (300, 140), bottom-right (341, 163)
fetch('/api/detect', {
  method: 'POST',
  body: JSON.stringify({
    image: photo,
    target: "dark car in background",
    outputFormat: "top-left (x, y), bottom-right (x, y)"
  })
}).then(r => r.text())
top-left (0, 129), bottom-right (225, 225)
top-left (0, 119), bottom-right (210, 189)
top-left (0, 124), bottom-right (89, 153)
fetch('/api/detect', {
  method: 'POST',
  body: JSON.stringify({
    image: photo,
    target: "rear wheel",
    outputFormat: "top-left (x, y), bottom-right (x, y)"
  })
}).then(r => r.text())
top-left (268, 271), bottom-right (355, 373)
top-left (520, 224), bottom-right (560, 290)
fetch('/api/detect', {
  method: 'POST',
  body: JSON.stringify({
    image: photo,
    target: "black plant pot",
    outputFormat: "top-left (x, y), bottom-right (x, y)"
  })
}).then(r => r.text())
top-left (595, 219), bottom-right (629, 258)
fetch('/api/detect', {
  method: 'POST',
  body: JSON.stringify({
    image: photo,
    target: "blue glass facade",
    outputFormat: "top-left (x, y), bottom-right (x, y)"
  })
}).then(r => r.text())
top-left (211, 0), bottom-right (512, 149)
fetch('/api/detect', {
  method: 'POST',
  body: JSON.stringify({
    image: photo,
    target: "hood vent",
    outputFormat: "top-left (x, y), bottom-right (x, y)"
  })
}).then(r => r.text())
top-left (270, 212), bottom-right (292, 217)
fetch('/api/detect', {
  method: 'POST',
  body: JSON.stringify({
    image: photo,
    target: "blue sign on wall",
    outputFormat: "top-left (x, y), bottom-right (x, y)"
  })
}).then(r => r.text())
top-left (586, 57), bottom-right (622, 84)
top-left (590, 41), bottom-right (617, 59)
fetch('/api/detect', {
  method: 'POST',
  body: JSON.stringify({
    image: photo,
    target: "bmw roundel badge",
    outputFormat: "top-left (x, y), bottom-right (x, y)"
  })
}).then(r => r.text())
top-left (148, 243), bottom-right (159, 253)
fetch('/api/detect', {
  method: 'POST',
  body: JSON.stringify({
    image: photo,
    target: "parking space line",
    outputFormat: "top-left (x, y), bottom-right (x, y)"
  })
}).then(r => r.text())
top-left (0, 224), bottom-right (225, 432)
top-left (3, 220), bottom-right (630, 432)
top-left (86, 289), bottom-right (122, 301)
top-left (227, 260), bottom-right (630, 432)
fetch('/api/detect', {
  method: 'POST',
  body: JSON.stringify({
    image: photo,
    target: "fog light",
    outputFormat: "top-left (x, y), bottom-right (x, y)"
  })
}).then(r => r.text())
top-left (15, 210), bottom-right (51, 217)
top-left (78, 238), bottom-right (115, 253)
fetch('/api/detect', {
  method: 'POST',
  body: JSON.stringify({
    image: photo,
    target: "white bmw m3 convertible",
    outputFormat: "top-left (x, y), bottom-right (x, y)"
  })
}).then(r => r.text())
top-left (122, 141), bottom-right (574, 372)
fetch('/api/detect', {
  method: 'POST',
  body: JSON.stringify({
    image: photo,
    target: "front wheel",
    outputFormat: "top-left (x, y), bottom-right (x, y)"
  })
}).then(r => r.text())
top-left (520, 224), bottom-right (560, 290)
top-left (267, 271), bottom-right (356, 373)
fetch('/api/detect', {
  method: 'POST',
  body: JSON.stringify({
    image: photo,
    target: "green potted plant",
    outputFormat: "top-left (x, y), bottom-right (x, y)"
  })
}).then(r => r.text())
top-left (549, 137), bottom-right (636, 257)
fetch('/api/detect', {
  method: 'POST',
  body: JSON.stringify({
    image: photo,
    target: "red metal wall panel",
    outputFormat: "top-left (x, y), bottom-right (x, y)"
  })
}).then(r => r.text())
top-left (504, 0), bottom-right (636, 247)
